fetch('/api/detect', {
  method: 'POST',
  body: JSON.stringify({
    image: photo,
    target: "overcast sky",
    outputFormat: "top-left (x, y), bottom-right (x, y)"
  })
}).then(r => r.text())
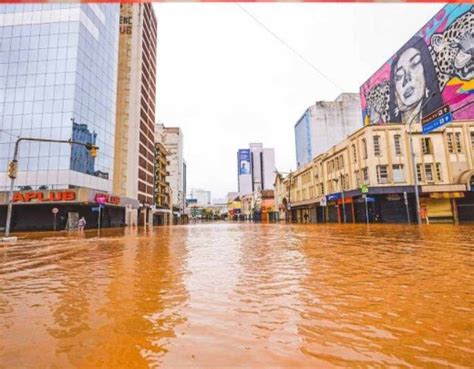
top-left (154, 3), bottom-right (443, 200)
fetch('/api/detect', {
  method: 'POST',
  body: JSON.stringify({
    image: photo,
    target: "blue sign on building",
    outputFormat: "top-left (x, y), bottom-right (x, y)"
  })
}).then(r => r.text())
top-left (422, 112), bottom-right (453, 134)
top-left (327, 193), bottom-right (342, 202)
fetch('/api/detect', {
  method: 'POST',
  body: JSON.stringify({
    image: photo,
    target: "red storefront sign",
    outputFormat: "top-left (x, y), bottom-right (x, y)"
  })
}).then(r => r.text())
top-left (13, 190), bottom-right (76, 203)
top-left (336, 197), bottom-right (353, 205)
top-left (94, 193), bottom-right (120, 205)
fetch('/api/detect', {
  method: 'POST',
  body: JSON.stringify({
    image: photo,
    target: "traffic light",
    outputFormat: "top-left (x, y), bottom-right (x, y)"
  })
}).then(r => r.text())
top-left (89, 146), bottom-right (97, 158)
top-left (85, 143), bottom-right (98, 158)
top-left (7, 160), bottom-right (18, 179)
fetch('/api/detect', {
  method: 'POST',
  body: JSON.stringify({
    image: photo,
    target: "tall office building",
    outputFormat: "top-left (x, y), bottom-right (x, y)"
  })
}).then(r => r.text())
top-left (237, 143), bottom-right (275, 196)
top-left (113, 3), bottom-right (157, 208)
top-left (295, 93), bottom-right (361, 168)
top-left (0, 4), bottom-right (127, 230)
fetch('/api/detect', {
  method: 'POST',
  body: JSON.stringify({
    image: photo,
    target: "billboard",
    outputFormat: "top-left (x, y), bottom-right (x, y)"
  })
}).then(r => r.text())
top-left (238, 149), bottom-right (251, 175)
top-left (360, 4), bottom-right (473, 126)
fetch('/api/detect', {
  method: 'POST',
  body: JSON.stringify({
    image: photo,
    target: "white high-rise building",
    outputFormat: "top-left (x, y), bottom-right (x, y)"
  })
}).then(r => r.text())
top-left (190, 188), bottom-right (211, 207)
top-left (237, 143), bottom-right (275, 196)
top-left (295, 93), bottom-right (361, 168)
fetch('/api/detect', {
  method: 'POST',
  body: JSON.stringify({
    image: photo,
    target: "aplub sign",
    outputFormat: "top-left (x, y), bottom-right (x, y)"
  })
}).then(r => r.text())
top-left (13, 190), bottom-right (76, 203)
top-left (94, 193), bottom-right (120, 205)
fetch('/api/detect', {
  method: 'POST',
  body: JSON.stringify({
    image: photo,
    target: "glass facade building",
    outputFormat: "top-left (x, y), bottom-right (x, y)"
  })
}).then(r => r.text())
top-left (0, 4), bottom-right (119, 192)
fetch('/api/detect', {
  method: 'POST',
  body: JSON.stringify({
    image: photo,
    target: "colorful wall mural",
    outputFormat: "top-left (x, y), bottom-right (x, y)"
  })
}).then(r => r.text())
top-left (360, 4), bottom-right (473, 126)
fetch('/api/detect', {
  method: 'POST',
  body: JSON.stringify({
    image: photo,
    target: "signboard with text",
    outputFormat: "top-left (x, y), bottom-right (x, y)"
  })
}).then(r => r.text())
top-left (422, 105), bottom-right (453, 134)
top-left (12, 190), bottom-right (76, 203)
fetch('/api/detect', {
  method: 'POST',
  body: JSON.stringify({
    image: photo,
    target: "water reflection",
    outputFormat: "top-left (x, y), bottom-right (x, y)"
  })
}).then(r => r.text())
top-left (0, 224), bottom-right (472, 368)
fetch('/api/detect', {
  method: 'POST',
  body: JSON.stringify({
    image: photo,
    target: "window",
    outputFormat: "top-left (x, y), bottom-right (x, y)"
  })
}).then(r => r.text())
top-left (362, 138), bottom-right (368, 159)
top-left (447, 133), bottom-right (454, 153)
top-left (421, 137), bottom-right (432, 155)
top-left (373, 135), bottom-right (381, 156)
top-left (362, 167), bottom-right (369, 184)
top-left (470, 131), bottom-right (474, 148)
top-left (320, 183), bottom-right (325, 195)
top-left (339, 155), bottom-right (344, 169)
top-left (355, 170), bottom-right (361, 187)
top-left (394, 134), bottom-right (402, 156)
top-left (417, 164), bottom-right (423, 182)
top-left (436, 163), bottom-right (443, 182)
top-left (455, 132), bottom-right (463, 153)
top-left (352, 144), bottom-right (357, 163)
top-left (425, 163), bottom-right (434, 182)
top-left (392, 164), bottom-right (405, 183)
top-left (377, 165), bottom-right (388, 184)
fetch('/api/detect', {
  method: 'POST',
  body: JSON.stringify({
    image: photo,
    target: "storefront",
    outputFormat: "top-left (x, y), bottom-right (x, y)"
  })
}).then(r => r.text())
top-left (152, 208), bottom-right (172, 226)
top-left (421, 184), bottom-right (467, 224)
top-left (457, 173), bottom-right (474, 223)
top-left (289, 199), bottom-right (317, 223)
top-left (0, 188), bottom-right (139, 232)
top-left (353, 196), bottom-right (375, 223)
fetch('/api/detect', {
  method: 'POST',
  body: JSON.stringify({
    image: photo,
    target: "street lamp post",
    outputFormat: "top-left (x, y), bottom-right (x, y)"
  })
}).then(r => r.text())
top-left (3, 137), bottom-right (98, 238)
top-left (335, 174), bottom-right (346, 224)
top-left (407, 92), bottom-right (438, 225)
top-left (287, 170), bottom-right (292, 223)
top-left (340, 173), bottom-right (346, 224)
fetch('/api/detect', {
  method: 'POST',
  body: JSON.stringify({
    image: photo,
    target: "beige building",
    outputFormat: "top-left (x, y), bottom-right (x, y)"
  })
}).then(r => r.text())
top-left (114, 4), bottom-right (157, 224)
top-left (157, 125), bottom-right (185, 214)
top-left (277, 120), bottom-right (474, 224)
top-left (152, 139), bottom-right (172, 225)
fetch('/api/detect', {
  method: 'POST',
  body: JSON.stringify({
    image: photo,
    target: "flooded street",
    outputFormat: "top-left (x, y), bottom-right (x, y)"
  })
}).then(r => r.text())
top-left (0, 223), bottom-right (473, 368)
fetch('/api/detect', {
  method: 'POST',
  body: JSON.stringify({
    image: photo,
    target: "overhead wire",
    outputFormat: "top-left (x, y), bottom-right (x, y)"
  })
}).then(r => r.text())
top-left (235, 3), bottom-right (344, 93)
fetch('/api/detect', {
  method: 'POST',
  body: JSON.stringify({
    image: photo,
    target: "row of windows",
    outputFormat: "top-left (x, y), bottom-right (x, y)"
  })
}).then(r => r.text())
top-left (417, 163), bottom-right (443, 183)
top-left (370, 131), bottom-right (473, 158)
top-left (327, 154), bottom-right (344, 173)
top-left (375, 164), bottom-right (405, 184)
top-left (0, 21), bottom-right (79, 39)
top-left (1, 73), bottom-right (75, 90)
top-left (1, 33), bottom-right (79, 52)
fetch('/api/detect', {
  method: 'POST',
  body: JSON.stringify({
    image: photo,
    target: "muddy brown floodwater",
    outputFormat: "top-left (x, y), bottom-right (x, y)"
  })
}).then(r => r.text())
top-left (0, 223), bottom-right (473, 368)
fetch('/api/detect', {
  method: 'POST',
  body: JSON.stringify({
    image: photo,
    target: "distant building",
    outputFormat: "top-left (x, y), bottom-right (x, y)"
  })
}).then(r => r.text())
top-left (237, 143), bottom-right (275, 196)
top-left (295, 93), bottom-right (361, 168)
top-left (158, 125), bottom-right (185, 213)
top-left (153, 140), bottom-right (170, 209)
top-left (190, 189), bottom-right (211, 207)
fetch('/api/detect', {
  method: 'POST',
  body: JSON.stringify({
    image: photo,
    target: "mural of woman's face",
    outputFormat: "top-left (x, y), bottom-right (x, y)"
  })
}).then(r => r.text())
top-left (394, 47), bottom-right (426, 110)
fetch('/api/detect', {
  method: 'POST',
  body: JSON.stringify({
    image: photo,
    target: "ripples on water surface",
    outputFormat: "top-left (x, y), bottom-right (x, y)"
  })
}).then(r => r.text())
top-left (0, 223), bottom-right (473, 368)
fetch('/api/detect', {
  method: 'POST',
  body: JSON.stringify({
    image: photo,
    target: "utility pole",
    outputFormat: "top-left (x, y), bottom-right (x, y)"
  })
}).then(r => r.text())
top-left (340, 173), bottom-right (346, 224)
top-left (407, 92), bottom-right (438, 225)
top-left (3, 137), bottom-right (98, 239)
top-left (287, 170), bottom-right (292, 223)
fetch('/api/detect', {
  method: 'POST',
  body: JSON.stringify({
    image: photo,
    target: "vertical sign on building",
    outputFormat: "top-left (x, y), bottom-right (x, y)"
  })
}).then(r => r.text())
top-left (238, 149), bottom-right (251, 175)
top-left (238, 149), bottom-right (252, 196)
